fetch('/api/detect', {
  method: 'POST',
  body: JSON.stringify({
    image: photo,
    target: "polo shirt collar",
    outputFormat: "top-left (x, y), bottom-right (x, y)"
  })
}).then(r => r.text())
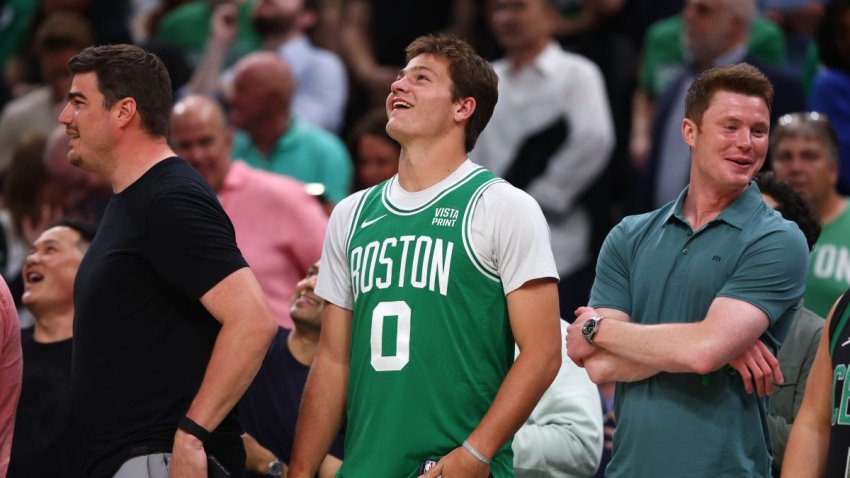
top-left (665, 181), bottom-right (762, 230)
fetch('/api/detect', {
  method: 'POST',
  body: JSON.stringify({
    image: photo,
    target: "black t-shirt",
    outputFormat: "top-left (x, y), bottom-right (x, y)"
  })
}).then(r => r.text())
top-left (240, 327), bottom-right (345, 476)
top-left (71, 157), bottom-right (248, 477)
top-left (8, 328), bottom-right (83, 478)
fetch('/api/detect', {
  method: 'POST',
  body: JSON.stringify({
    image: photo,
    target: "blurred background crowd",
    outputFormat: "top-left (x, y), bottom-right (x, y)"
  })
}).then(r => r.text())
top-left (1, 0), bottom-right (849, 475)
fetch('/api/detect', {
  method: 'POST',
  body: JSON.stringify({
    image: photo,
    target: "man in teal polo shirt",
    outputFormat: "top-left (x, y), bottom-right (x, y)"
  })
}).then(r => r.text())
top-left (567, 63), bottom-right (808, 477)
top-left (228, 52), bottom-right (352, 206)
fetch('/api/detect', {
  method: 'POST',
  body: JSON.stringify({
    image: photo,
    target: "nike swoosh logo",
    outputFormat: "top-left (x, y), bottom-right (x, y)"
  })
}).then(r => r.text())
top-left (843, 337), bottom-right (850, 347)
top-left (361, 214), bottom-right (387, 229)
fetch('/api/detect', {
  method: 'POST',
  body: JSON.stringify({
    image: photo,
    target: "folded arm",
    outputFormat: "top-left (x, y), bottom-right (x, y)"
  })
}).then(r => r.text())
top-left (173, 267), bottom-right (278, 476)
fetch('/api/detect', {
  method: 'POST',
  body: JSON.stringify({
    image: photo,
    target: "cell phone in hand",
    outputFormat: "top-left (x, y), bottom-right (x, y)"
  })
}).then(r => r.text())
top-left (207, 455), bottom-right (231, 478)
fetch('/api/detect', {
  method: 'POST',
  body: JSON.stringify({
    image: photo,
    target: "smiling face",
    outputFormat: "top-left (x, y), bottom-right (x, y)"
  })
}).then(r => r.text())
top-left (771, 134), bottom-right (838, 208)
top-left (289, 262), bottom-right (324, 328)
top-left (385, 54), bottom-right (462, 148)
top-left (684, 90), bottom-right (770, 194)
top-left (57, 71), bottom-right (116, 173)
top-left (170, 96), bottom-right (233, 192)
top-left (22, 226), bottom-right (85, 316)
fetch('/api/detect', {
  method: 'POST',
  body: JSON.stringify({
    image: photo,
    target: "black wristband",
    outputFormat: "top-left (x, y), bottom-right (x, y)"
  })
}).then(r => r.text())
top-left (178, 415), bottom-right (210, 443)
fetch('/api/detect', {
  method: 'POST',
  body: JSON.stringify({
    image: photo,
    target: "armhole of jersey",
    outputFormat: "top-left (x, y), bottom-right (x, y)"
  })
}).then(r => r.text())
top-left (461, 178), bottom-right (504, 283)
top-left (345, 187), bottom-right (375, 250)
top-left (829, 291), bottom-right (850, 357)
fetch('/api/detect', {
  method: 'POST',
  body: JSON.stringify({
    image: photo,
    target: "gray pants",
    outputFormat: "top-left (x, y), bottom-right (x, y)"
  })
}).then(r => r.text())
top-left (113, 453), bottom-right (171, 478)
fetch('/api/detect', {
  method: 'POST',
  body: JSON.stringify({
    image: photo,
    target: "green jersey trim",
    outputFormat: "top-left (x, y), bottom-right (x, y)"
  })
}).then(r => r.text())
top-left (345, 186), bottom-right (376, 250)
top-left (462, 177), bottom-right (504, 282)
top-left (381, 167), bottom-right (490, 216)
top-left (830, 291), bottom-right (850, 356)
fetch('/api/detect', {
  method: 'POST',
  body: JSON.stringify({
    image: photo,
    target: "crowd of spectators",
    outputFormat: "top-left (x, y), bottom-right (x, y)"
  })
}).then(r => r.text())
top-left (0, 0), bottom-right (848, 476)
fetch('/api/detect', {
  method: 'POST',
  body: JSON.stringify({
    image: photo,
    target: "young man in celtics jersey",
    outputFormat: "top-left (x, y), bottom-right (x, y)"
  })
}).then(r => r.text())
top-left (288, 34), bottom-right (562, 478)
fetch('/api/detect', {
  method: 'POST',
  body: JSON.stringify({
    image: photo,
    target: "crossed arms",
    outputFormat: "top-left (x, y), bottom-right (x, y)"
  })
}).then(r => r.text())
top-left (566, 297), bottom-right (783, 396)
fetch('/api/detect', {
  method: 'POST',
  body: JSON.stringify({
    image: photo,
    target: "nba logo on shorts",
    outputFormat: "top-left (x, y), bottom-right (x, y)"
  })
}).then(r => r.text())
top-left (420, 459), bottom-right (437, 474)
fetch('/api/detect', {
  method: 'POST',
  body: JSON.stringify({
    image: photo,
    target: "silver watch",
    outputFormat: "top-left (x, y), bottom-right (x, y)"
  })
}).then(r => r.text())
top-left (268, 459), bottom-right (283, 477)
top-left (581, 315), bottom-right (606, 344)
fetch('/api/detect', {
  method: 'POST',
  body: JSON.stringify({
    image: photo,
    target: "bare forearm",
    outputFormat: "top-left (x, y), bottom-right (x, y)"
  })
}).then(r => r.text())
top-left (593, 320), bottom-right (721, 373)
top-left (782, 423), bottom-right (828, 477)
top-left (288, 354), bottom-right (348, 477)
top-left (242, 433), bottom-right (277, 474)
top-left (628, 89), bottom-right (655, 170)
top-left (467, 347), bottom-right (560, 458)
top-left (188, 38), bottom-right (230, 96)
top-left (591, 302), bottom-right (766, 375)
top-left (583, 349), bottom-right (659, 383)
top-left (186, 317), bottom-right (275, 430)
top-left (339, 0), bottom-right (376, 82)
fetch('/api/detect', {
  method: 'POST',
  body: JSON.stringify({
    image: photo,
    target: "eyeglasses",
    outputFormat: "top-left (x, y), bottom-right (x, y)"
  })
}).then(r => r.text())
top-left (778, 111), bottom-right (830, 127)
top-left (772, 111), bottom-right (838, 150)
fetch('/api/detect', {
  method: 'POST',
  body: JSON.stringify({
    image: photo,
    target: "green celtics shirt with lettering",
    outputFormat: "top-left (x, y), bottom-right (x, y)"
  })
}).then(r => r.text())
top-left (315, 160), bottom-right (558, 478)
top-left (804, 198), bottom-right (850, 317)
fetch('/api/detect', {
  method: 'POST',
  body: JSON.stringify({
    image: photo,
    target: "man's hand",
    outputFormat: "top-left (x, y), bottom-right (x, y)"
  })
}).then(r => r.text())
top-left (421, 445), bottom-right (490, 478)
top-left (242, 432), bottom-right (278, 474)
top-left (729, 340), bottom-right (784, 396)
top-left (566, 306), bottom-right (600, 366)
top-left (210, 3), bottom-right (239, 45)
top-left (171, 429), bottom-right (207, 478)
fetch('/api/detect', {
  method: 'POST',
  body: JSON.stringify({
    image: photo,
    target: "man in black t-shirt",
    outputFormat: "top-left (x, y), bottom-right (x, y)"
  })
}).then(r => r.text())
top-left (57, 44), bottom-right (277, 478)
top-left (8, 221), bottom-right (93, 478)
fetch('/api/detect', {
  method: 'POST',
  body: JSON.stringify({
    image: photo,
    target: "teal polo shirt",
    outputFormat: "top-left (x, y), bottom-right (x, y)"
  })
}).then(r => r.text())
top-left (591, 182), bottom-right (808, 478)
top-left (232, 119), bottom-right (353, 203)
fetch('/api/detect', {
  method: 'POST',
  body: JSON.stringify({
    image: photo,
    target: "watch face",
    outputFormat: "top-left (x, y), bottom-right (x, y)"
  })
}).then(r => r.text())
top-left (269, 460), bottom-right (283, 476)
top-left (582, 319), bottom-right (596, 337)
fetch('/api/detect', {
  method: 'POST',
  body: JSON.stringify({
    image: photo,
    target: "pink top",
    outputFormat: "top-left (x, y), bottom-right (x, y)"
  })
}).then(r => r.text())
top-left (220, 161), bottom-right (328, 328)
top-left (0, 280), bottom-right (21, 476)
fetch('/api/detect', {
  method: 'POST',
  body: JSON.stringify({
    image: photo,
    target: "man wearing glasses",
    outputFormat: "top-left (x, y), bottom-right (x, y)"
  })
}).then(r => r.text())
top-left (771, 112), bottom-right (849, 318)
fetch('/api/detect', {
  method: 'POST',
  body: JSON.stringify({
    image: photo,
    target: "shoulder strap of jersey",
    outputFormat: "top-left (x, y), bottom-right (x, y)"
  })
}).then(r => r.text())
top-left (345, 184), bottom-right (382, 250)
top-left (828, 290), bottom-right (850, 356)
top-left (461, 177), bottom-right (506, 282)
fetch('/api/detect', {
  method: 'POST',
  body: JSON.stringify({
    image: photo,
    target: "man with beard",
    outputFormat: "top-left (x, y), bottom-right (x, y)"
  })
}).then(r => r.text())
top-left (189, 0), bottom-right (347, 133)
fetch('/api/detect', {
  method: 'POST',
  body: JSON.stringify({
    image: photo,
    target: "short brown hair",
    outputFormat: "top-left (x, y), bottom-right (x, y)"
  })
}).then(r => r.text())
top-left (68, 44), bottom-right (172, 138)
top-left (405, 34), bottom-right (498, 152)
top-left (685, 63), bottom-right (773, 129)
